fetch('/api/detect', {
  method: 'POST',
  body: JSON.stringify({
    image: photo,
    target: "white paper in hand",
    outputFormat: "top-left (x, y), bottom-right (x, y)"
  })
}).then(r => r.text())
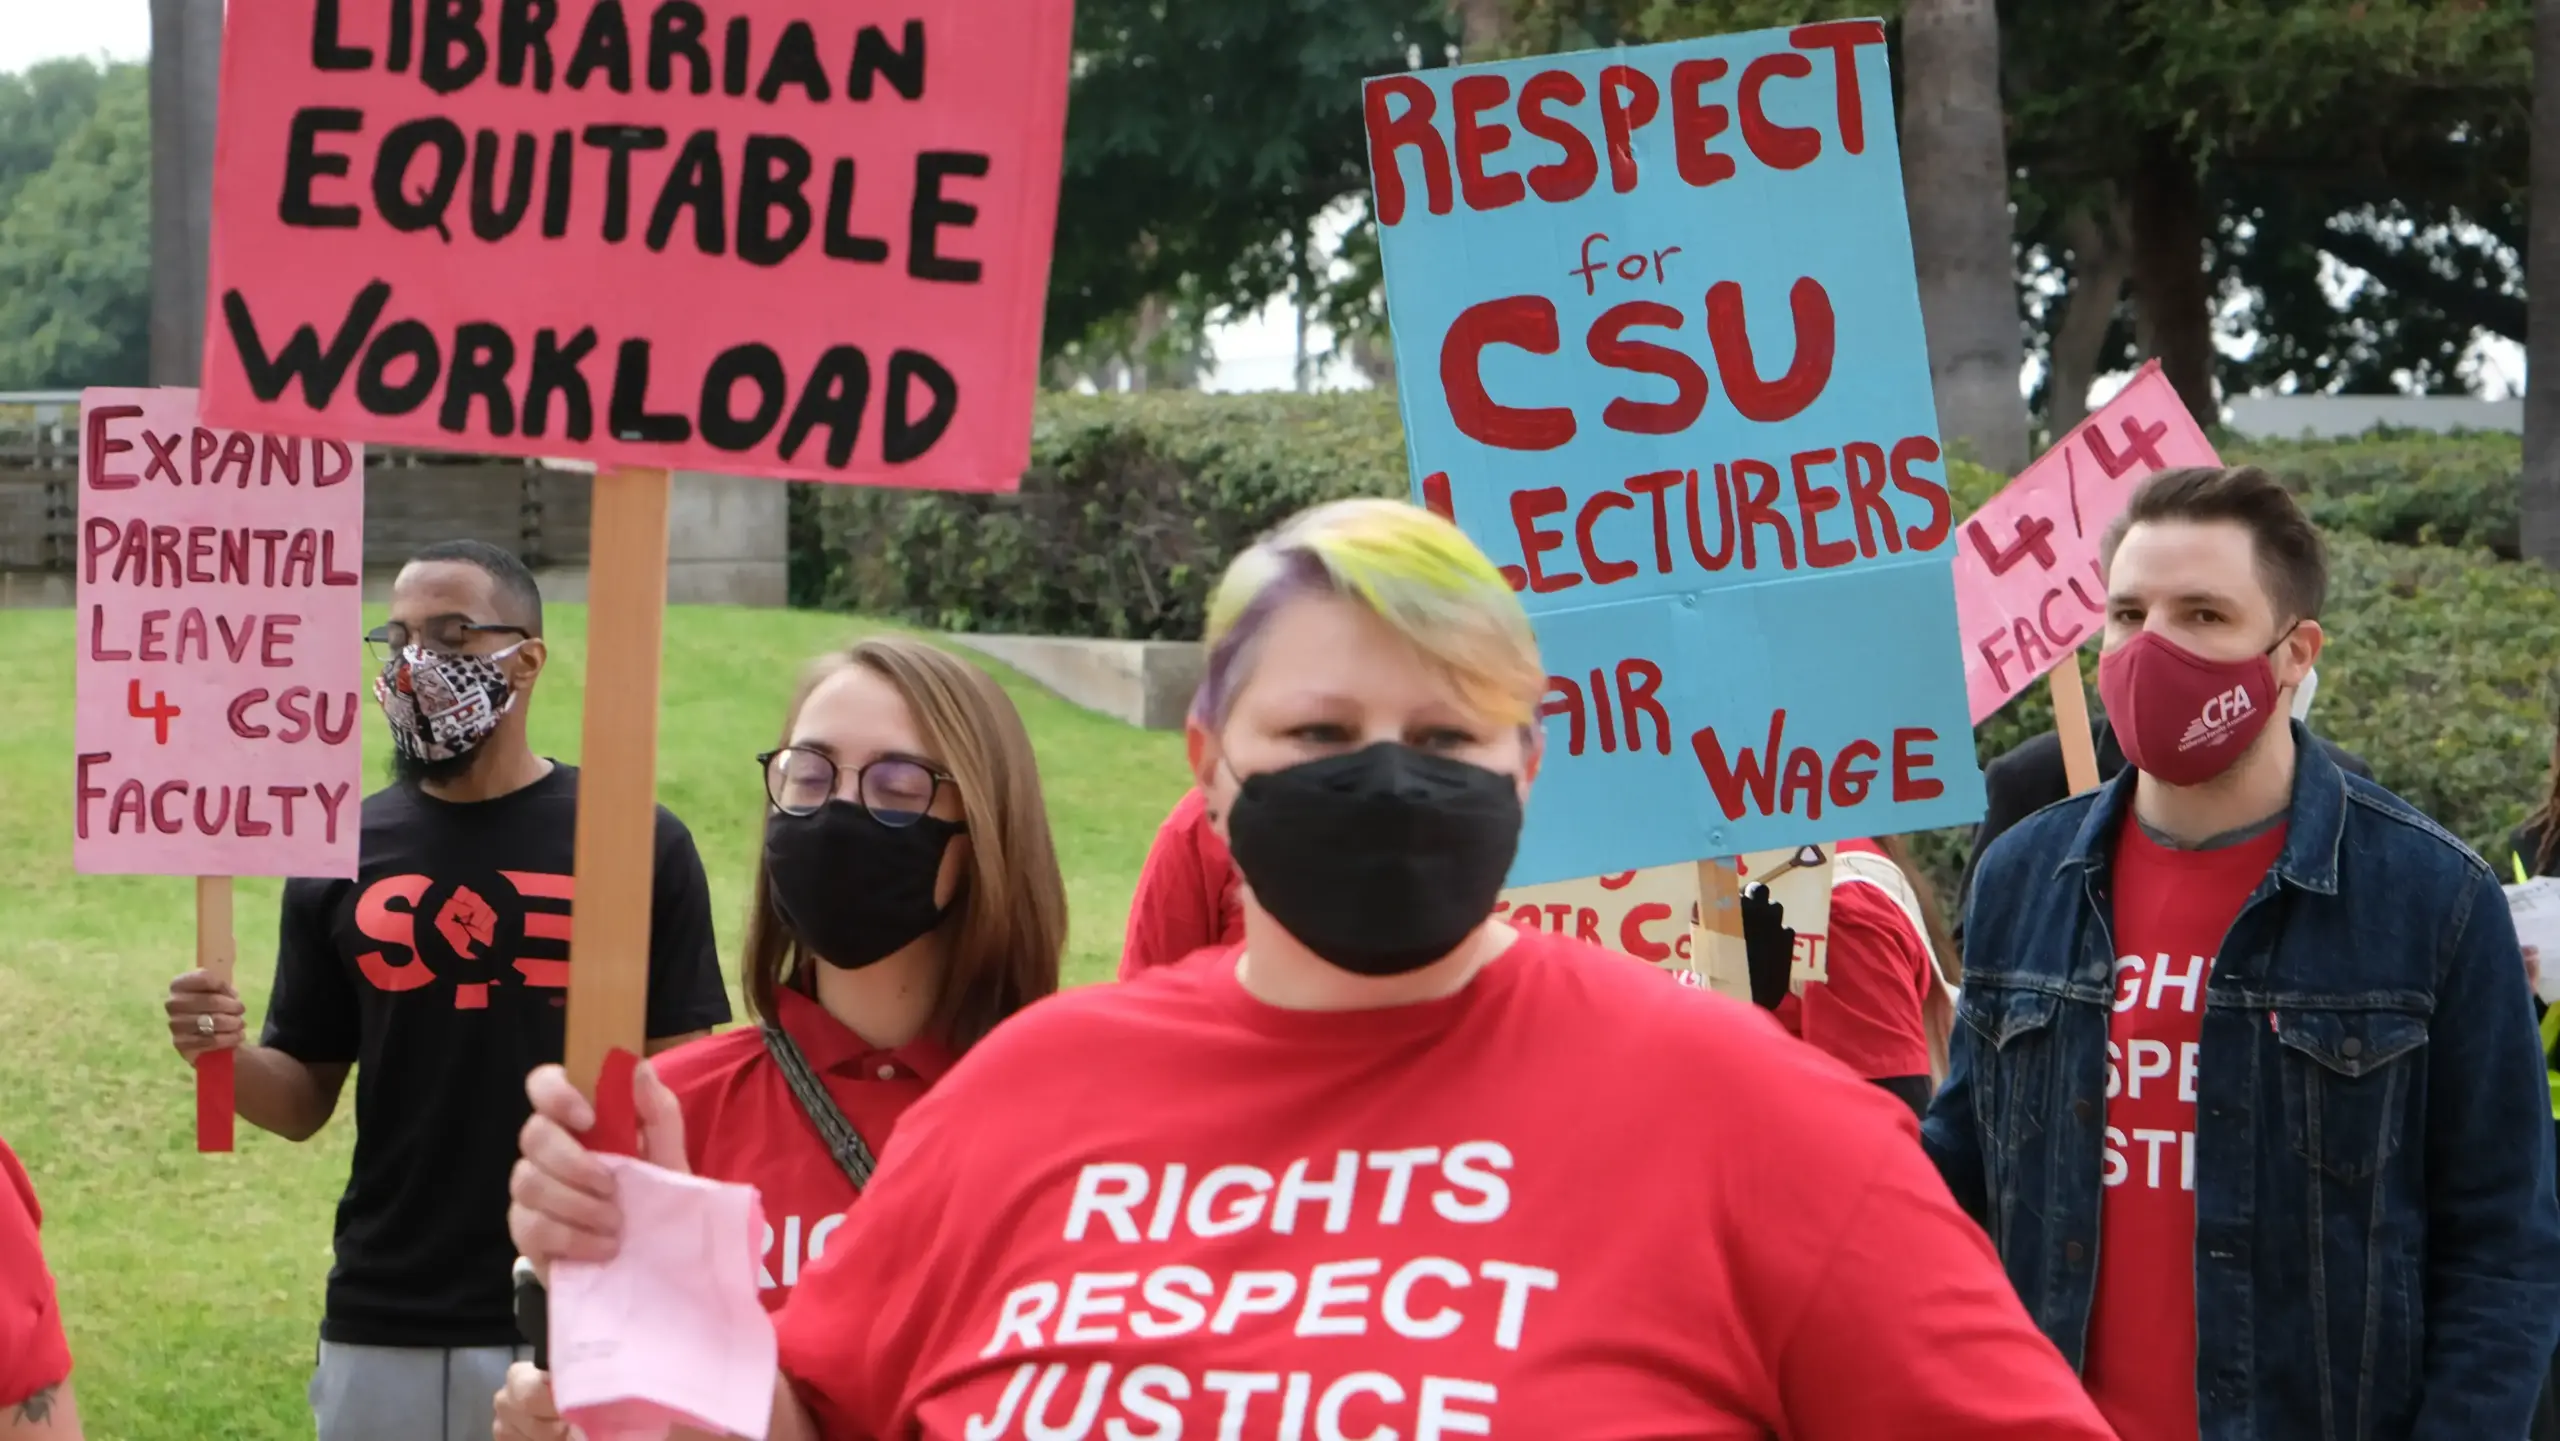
top-left (551, 1155), bottom-right (778, 1441)
top-left (2506, 877), bottom-right (2560, 1006)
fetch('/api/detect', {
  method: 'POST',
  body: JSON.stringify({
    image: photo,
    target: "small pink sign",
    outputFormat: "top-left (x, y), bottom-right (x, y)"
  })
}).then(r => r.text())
top-left (74, 387), bottom-right (365, 877)
top-left (1954, 362), bottom-right (2222, 723)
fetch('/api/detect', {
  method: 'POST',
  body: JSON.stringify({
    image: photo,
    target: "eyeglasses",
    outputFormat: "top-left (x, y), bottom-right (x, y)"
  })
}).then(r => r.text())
top-left (366, 616), bottom-right (531, 662)
top-left (759, 747), bottom-right (953, 826)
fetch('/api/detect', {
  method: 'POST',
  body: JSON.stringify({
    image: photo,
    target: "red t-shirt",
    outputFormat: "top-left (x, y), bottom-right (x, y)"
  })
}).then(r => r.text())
top-left (774, 929), bottom-right (2112, 1440)
top-left (0, 1137), bottom-right (72, 1408)
top-left (1775, 838), bottom-right (1936, 1080)
top-left (1118, 788), bottom-right (1244, 980)
top-left (2083, 815), bottom-right (2286, 1441)
top-left (651, 986), bottom-right (952, 1311)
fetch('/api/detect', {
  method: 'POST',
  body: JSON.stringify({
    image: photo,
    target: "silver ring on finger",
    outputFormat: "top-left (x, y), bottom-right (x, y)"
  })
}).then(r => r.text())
top-left (196, 1013), bottom-right (216, 1037)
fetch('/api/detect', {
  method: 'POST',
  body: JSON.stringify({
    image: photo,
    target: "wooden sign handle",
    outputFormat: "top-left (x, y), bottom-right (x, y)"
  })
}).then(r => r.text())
top-left (195, 876), bottom-right (236, 1152)
top-left (562, 466), bottom-right (672, 1114)
top-left (1694, 857), bottom-right (1750, 1000)
top-left (2046, 651), bottom-right (2102, 795)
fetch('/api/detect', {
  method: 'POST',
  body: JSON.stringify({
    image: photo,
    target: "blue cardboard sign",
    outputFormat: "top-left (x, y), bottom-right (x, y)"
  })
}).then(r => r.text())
top-left (1364, 20), bottom-right (1986, 885)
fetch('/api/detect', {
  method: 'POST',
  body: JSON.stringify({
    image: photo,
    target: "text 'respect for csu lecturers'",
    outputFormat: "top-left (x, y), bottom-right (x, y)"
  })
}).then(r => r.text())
top-left (200, 0), bottom-right (1074, 490)
top-left (1366, 21), bottom-right (1988, 885)
top-left (75, 387), bottom-right (365, 879)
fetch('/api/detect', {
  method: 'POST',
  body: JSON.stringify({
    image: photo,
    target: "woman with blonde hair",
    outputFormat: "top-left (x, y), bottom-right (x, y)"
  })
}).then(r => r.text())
top-left (492, 635), bottom-right (1064, 1435)
top-left (502, 499), bottom-right (2107, 1439)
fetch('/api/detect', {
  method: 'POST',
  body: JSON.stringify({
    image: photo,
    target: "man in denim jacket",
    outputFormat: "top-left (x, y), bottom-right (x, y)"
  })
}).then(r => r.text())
top-left (1926, 465), bottom-right (2560, 1440)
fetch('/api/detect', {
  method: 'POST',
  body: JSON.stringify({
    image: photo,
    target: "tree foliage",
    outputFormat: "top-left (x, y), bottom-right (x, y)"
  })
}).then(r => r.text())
top-left (1045, 0), bottom-right (1456, 366)
top-left (0, 7), bottom-right (1464, 392)
top-left (1495, 0), bottom-right (1886, 53)
top-left (0, 5), bottom-right (2534, 408)
top-left (0, 60), bottom-right (148, 391)
top-left (0, 59), bottom-right (112, 217)
top-left (1485, 0), bottom-right (2532, 421)
top-left (2005, 0), bottom-right (2529, 415)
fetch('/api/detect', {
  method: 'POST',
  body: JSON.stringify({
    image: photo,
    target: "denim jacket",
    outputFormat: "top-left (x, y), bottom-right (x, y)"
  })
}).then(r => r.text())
top-left (1924, 725), bottom-right (2560, 1440)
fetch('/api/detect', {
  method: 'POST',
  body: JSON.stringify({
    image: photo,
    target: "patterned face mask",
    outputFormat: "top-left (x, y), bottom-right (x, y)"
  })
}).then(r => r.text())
top-left (374, 643), bottom-right (522, 763)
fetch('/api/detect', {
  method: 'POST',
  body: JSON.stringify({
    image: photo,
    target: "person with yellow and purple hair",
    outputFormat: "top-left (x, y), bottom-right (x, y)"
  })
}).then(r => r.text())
top-left (498, 498), bottom-right (2109, 1440)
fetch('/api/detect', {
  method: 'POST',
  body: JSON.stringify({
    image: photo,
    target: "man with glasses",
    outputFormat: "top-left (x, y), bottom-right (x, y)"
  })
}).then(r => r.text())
top-left (161, 539), bottom-right (731, 1441)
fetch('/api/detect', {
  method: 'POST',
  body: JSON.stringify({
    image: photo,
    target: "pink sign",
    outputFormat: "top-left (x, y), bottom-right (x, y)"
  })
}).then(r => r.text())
top-left (1954, 362), bottom-right (2222, 723)
top-left (74, 388), bottom-right (365, 878)
top-left (199, 1), bottom-right (1072, 491)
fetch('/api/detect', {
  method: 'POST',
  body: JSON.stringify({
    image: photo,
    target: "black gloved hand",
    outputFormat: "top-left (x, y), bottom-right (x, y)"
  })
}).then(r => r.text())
top-left (1741, 882), bottom-right (1796, 1011)
top-left (513, 1256), bottom-right (548, 1368)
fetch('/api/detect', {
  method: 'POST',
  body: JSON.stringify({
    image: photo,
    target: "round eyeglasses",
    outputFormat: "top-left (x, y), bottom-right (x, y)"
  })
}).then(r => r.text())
top-left (366, 616), bottom-right (530, 665)
top-left (758, 747), bottom-right (953, 826)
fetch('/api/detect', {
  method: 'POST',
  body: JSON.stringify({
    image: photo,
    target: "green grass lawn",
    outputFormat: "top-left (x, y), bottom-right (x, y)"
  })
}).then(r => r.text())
top-left (0, 603), bottom-right (1189, 1439)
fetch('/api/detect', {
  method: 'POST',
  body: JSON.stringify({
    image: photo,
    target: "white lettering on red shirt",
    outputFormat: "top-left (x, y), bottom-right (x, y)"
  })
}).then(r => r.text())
top-left (2084, 816), bottom-right (2286, 1441)
top-left (772, 931), bottom-right (2120, 1439)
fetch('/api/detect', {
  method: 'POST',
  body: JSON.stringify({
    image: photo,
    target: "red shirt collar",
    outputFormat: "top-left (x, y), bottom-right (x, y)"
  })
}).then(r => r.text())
top-left (771, 984), bottom-right (954, 1085)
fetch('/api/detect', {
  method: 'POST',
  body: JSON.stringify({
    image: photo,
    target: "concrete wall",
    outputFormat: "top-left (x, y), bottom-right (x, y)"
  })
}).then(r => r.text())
top-left (667, 470), bottom-right (789, 607)
top-left (356, 566), bottom-right (591, 605)
top-left (948, 634), bottom-right (1205, 731)
top-left (361, 459), bottom-right (593, 567)
top-left (0, 452), bottom-right (787, 610)
top-left (0, 571), bottom-right (70, 608)
top-left (2225, 394), bottom-right (2522, 441)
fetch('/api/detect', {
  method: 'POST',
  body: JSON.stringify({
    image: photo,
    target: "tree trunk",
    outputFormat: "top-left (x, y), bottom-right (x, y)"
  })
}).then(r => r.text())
top-left (1449, 0), bottom-right (1508, 59)
top-left (1130, 295), bottom-right (1167, 392)
top-left (149, 0), bottom-right (222, 388)
top-left (2526, 0), bottom-right (2560, 568)
top-left (2045, 194), bottom-right (2132, 436)
top-left (1350, 332), bottom-right (1399, 394)
top-left (1292, 226), bottom-right (1314, 393)
top-left (2127, 133), bottom-right (2218, 429)
top-left (1899, 0), bottom-right (2031, 475)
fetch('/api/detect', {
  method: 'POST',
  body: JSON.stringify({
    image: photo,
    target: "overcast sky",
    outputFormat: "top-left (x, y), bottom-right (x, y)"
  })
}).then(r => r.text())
top-left (0, 0), bottom-right (150, 74)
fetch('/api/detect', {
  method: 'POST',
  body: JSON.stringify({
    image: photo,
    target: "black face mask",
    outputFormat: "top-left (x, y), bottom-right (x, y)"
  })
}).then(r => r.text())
top-left (763, 801), bottom-right (966, 971)
top-left (1225, 742), bottom-right (1524, 977)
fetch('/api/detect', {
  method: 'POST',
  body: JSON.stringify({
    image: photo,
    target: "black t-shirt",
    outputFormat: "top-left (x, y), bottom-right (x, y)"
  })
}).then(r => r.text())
top-left (259, 762), bottom-right (733, 1347)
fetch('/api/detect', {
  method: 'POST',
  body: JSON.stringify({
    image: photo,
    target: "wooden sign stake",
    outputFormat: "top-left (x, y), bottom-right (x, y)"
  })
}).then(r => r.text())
top-left (195, 876), bottom-right (236, 1152)
top-left (562, 466), bottom-right (673, 1104)
top-left (2046, 650), bottom-right (2102, 796)
top-left (1694, 856), bottom-right (1750, 999)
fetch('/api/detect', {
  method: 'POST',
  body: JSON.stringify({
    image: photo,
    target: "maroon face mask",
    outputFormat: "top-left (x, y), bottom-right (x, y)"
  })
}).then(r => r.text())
top-left (2097, 630), bottom-right (2288, 786)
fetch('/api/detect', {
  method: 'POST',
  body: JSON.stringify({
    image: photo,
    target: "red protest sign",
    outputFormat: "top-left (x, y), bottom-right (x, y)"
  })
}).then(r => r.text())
top-left (200, 1), bottom-right (1072, 491)
top-left (73, 388), bottom-right (366, 878)
top-left (1952, 362), bottom-right (2221, 722)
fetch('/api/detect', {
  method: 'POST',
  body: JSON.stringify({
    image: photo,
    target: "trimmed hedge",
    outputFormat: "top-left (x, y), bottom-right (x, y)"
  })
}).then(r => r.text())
top-left (807, 392), bottom-right (1407, 641)
top-left (795, 392), bottom-right (2560, 888)
top-left (2228, 429), bottom-right (2523, 561)
top-left (800, 395), bottom-right (2534, 637)
top-left (2302, 531), bottom-right (2560, 858)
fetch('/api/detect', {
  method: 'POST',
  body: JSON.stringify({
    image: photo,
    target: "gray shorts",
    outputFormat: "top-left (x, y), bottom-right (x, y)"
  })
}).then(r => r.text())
top-left (310, 1340), bottom-right (532, 1441)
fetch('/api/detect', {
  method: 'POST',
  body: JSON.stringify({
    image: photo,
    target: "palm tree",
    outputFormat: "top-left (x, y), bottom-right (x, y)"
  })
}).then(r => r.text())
top-left (1900, 0), bottom-right (2031, 475)
top-left (2043, 190), bottom-right (2131, 436)
top-left (1450, 0), bottom-right (1507, 58)
top-left (2526, 0), bottom-right (2560, 568)
top-left (148, 0), bottom-right (220, 388)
